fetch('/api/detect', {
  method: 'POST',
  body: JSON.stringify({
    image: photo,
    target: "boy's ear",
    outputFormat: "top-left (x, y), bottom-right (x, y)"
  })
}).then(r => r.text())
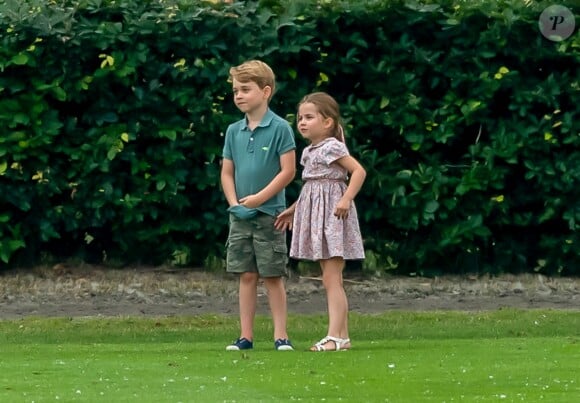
top-left (263, 85), bottom-right (272, 99)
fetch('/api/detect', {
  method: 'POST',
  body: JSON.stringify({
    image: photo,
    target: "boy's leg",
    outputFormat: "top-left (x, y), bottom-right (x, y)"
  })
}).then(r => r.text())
top-left (225, 215), bottom-right (258, 347)
top-left (263, 277), bottom-right (289, 340)
top-left (253, 214), bottom-right (291, 345)
top-left (239, 272), bottom-right (259, 341)
top-left (319, 257), bottom-right (350, 347)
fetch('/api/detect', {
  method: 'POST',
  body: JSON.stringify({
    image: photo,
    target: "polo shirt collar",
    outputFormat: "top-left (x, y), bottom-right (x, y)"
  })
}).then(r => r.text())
top-left (242, 108), bottom-right (275, 131)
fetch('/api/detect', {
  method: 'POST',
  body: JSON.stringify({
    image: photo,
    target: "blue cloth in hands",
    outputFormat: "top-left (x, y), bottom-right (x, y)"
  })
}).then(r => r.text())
top-left (228, 205), bottom-right (259, 220)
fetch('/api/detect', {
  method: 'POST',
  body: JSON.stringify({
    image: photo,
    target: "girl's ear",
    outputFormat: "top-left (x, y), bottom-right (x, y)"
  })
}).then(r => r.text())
top-left (323, 117), bottom-right (334, 129)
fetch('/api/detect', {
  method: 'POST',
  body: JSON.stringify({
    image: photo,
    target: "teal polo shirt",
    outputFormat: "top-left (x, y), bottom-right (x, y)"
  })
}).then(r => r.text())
top-left (222, 109), bottom-right (296, 216)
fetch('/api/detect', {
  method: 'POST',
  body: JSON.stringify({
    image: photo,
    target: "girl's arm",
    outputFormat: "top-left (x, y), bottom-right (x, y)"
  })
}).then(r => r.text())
top-left (274, 200), bottom-right (297, 231)
top-left (334, 155), bottom-right (366, 219)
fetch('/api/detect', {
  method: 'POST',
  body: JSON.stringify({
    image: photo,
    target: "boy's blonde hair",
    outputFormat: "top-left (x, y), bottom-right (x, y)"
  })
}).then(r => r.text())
top-left (229, 60), bottom-right (276, 102)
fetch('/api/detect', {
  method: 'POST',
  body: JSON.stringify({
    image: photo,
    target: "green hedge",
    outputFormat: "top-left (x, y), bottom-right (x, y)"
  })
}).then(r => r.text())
top-left (0, 0), bottom-right (578, 275)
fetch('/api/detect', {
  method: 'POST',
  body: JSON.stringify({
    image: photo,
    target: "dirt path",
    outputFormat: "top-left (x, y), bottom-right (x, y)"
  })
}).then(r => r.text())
top-left (1, 265), bottom-right (578, 319)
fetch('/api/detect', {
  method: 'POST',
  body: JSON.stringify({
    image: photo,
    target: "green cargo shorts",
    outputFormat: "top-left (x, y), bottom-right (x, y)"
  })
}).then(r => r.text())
top-left (225, 212), bottom-right (288, 278)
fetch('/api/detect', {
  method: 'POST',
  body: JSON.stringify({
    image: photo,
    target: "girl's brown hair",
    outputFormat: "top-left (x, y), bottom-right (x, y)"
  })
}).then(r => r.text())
top-left (298, 92), bottom-right (345, 142)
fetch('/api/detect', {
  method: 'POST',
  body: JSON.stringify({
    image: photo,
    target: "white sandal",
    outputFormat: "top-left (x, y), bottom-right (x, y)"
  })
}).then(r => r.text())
top-left (310, 336), bottom-right (351, 352)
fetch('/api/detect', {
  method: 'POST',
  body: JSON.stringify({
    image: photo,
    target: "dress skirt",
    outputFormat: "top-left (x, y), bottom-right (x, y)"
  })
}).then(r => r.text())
top-left (290, 179), bottom-right (365, 261)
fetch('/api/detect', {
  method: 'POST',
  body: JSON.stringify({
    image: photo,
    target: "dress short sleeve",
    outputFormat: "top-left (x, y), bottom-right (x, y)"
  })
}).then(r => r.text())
top-left (321, 139), bottom-right (349, 165)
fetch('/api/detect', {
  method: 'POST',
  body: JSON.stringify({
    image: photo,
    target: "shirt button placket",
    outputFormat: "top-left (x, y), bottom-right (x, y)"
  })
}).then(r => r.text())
top-left (247, 136), bottom-right (254, 153)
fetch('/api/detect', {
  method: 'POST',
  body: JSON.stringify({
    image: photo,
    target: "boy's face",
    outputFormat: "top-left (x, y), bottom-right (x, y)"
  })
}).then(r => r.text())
top-left (232, 79), bottom-right (270, 114)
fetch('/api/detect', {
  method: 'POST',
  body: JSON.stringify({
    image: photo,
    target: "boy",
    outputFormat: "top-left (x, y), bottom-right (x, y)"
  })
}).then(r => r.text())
top-left (220, 60), bottom-right (296, 351)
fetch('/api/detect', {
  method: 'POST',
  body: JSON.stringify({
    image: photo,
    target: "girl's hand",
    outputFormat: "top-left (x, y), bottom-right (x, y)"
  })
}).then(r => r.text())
top-left (334, 198), bottom-right (351, 219)
top-left (274, 208), bottom-right (294, 231)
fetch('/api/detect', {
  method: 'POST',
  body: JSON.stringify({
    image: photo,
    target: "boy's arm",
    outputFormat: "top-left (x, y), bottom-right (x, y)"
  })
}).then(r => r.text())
top-left (239, 149), bottom-right (296, 208)
top-left (220, 158), bottom-right (239, 207)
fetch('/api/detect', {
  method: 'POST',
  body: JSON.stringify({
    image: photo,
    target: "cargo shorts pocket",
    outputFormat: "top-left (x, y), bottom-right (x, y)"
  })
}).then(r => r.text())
top-left (254, 240), bottom-right (288, 274)
top-left (226, 239), bottom-right (255, 272)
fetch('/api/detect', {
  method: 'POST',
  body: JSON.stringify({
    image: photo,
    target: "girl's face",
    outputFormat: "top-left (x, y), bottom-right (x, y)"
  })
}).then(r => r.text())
top-left (297, 102), bottom-right (332, 144)
top-left (232, 79), bottom-right (270, 114)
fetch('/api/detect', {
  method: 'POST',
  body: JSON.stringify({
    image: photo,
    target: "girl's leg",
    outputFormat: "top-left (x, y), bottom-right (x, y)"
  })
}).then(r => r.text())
top-left (239, 271), bottom-right (259, 340)
top-left (315, 257), bottom-right (350, 349)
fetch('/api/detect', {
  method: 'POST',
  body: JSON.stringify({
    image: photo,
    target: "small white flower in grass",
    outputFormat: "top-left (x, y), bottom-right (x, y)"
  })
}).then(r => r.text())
top-left (76, 390), bottom-right (81, 394)
top-left (489, 375), bottom-right (494, 379)
top-left (320, 381), bottom-right (326, 385)
top-left (221, 376), bottom-right (227, 382)
top-left (499, 394), bottom-right (507, 399)
top-left (388, 363), bottom-right (395, 369)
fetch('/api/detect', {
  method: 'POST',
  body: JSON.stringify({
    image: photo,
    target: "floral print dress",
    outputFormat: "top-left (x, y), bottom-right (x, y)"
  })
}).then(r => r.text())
top-left (290, 137), bottom-right (365, 261)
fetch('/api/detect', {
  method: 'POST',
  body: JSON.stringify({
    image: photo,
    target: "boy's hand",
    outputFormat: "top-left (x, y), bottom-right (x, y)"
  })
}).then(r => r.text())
top-left (239, 194), bottom-right (261, 209)
top-left (274, 209), bottom-right (294, 231)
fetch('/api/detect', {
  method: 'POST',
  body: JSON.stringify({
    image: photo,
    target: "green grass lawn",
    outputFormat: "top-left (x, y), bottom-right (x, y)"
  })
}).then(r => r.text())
top-left (1, 309), bottom-right (579, 402)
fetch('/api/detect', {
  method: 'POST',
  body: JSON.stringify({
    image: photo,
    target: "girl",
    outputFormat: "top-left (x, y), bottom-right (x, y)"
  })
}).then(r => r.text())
top-left (275, 92), bottom-right (366, 352)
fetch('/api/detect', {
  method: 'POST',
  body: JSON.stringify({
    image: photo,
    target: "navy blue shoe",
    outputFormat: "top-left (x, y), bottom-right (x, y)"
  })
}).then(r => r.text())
top-left (274, 338), bottom-right (294, 351)
top-left (226, 337), bottom-right (253, 351)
